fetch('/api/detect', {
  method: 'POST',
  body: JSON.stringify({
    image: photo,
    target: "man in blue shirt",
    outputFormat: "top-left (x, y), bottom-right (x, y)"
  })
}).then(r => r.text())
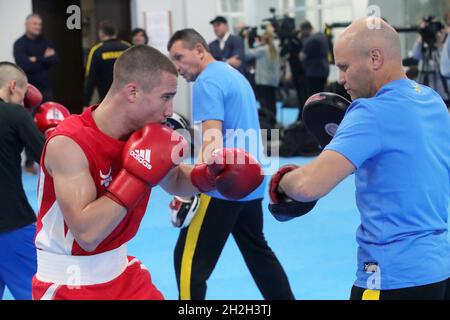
top-left (168, 29), bottom-right (294, 300)
top-left (271, 17), bottom-right (450, 300)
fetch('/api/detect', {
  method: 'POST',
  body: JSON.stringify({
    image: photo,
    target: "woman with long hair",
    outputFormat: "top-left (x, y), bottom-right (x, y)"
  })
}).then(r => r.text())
top-left (244, 30), bottom-right (281, 124)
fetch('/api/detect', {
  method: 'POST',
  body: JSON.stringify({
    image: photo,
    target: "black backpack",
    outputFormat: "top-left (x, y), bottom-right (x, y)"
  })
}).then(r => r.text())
top-left (279, 121), bottom-right (321, 157)
top-left (258, 108), bottom-right (277, 131)
top-left (258, 108), bottom-right (280, 157)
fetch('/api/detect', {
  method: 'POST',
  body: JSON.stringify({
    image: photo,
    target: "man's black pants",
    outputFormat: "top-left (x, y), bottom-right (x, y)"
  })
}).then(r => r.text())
top-left (174, 195), bottom-right (294, 300)
top-left (351, 278), bottom-right (450, 300)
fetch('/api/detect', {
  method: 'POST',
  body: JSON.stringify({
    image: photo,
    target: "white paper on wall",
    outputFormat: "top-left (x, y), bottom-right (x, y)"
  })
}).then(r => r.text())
top-left (144, 11), bottom-right (172, 55)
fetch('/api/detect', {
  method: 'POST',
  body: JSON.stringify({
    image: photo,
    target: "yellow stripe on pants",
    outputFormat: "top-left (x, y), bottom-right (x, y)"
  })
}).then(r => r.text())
top-left (362, 289), bottom-right (381, 300)
top-left (180, 194), bottom-right (212, 300)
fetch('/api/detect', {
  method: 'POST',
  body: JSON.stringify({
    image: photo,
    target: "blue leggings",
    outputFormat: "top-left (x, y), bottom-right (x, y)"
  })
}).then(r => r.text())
top-left (0, 224), bottom-right (37, 300)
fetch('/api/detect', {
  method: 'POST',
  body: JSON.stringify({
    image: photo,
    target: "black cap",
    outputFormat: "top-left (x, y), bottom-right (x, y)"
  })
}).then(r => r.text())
top-left (210, 16), bottom-right (228, 25)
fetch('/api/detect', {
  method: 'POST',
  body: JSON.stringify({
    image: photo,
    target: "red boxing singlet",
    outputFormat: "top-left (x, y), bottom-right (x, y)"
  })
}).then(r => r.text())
top-left (33, 106), bottom-right (163, 300)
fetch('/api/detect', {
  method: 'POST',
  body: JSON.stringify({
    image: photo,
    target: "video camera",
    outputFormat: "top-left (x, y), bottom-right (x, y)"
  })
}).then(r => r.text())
top-left (419, 16), bottom-right (445, 46)
top-left (239, 26), bottom-right (259, 47)
top-left (239, 8), bottom-right (296, 53)
top-left (261, 8), bottom-right (297, 57)
top-left (263, 8), bottom-right (296, 44)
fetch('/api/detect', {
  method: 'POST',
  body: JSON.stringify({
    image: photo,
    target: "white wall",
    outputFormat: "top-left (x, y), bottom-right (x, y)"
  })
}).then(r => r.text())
top-left (369, 0), bottom-right (408, 57)
top-left (352, 0), bottom-right (369, 19)
top-left (131, 0), bottom-right (185, 32)
top-left (251, 0), bottom-right (278, 27)
top-left (131, 0), bottom-right (216, 43)
top-left (184, 0), bottom-right (217, 43)
top-left (369, 0), bottom-right (406, 26)
top-left (130, 0), bottom-right (218, 121)
top-left (0, 0), bottom-right (32, 62)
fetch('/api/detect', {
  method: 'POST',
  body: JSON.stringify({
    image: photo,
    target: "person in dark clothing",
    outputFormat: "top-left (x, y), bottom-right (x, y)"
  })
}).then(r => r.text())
top-left (0, 62), bottom-right (45, 300)
top-left (13, 14), bottom-right (59, 102)
top-left (83, 21), bottom-right (130, 107)
top-left (285, 30), bottom-right (307, 120)
top-left (209, 16), bottom-right (245, 74)
top-left (130, 28), bottom-right (149, 46)
top-left (299, 21), bottom-right (330, 108)
top-left (14, 14), bottom-right (57, 175)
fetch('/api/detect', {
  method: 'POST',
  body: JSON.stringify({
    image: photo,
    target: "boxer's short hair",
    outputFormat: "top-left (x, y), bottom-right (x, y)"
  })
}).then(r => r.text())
top-left (112, 45), bottom-right (177, 92)
top-left (0, 61), bottom-right (27, 89)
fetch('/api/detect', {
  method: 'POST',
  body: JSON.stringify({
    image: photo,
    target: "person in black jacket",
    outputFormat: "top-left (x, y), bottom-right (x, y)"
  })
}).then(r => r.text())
top-left (83, 21), bottom-right (130, 108)
top-left (13, 14), bottom-right (59, 102)
top-left (299, 21), bottom-right (330, 101)
top-left (130, 28), bottom-right (149, 46)
top-left (0, 62), bottom-right (45, 300)
top-left (13, 14), bottom-right (55, 175)
top-left (209, 16), bottom-right (245, 74)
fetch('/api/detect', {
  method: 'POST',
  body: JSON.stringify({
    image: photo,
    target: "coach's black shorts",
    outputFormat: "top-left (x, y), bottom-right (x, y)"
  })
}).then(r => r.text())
top-left (350, 278), bottom-right (450, 300)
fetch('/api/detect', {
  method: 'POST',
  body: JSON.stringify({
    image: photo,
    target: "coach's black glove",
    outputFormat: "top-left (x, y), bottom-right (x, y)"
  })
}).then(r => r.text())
top-left (268, 165), bottom-right (317, 222)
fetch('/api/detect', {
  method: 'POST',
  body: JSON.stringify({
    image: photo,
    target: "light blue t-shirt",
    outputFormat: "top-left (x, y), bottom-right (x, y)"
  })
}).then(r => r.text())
top-left (325, 78), bottom-right (450, 290)
top-left (192, 61), bottom-right (266, 201)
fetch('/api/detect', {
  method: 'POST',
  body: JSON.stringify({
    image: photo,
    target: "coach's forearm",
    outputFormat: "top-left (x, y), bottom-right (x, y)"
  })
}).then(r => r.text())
top-left (279, 166), bottom-right (322, 202)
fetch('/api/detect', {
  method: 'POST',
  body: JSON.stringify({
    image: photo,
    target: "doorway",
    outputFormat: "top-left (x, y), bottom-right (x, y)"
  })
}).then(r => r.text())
top-left (32, 0), bottom-right (131, 113)
top-left (32, 0), bottom-right (83, 113)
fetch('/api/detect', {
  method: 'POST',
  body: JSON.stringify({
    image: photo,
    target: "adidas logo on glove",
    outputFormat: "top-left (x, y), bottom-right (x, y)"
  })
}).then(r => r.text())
top-left (130, 149), bottom-right (152, 170)
top-left (47, 108), bottom-right (67, 121)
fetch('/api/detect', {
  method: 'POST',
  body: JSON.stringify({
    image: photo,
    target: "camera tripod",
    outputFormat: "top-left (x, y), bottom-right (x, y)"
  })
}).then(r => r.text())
top-left (417, 42), bottom-right (450, 102)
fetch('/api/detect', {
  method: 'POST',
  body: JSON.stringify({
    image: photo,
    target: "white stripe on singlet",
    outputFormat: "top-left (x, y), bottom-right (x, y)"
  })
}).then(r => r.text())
top-left (39, 284), bottom-right (60, 300)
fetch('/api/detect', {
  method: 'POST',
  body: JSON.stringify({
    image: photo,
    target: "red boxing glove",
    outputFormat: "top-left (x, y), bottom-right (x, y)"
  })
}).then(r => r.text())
top-left (190, 151), bottom-right (225, 193)
top-left (35, 102), bottom-right (70, 137)
top-left (24, 84), bottom-right (43, 110)
top-left (106, 124), bottom-right (188, 210)
top-left (191, 148), bottom-right (264, 200)
top-left (269, 165), bottom-right (299, 204)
